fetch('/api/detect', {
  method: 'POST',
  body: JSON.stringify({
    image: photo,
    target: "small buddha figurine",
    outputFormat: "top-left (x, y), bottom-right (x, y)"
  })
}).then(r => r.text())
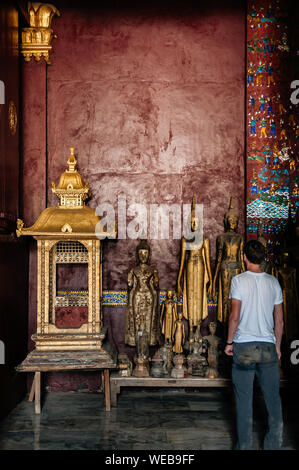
top-left (118, 353), bottom-right (133, 377)
top-left (160, 289), bottom-right (177, 344)
top-left (186, 331), bottom-right (195, 353)
top-left (177, 196), bottom-right (213, 339)
top-left (172, 312), bottom-right (186, 354)
top-left (187, 330), bottom-right (208, 377)
top-left (163, 341), bottom-right (174, 373)
top-left (171, 353), bottom-right (187, 379)
top-left (150, 349), bottom-right (167, 378)
top-left (213, 197), bottom-right (245, 325)
top-left (204, 321), bottom-right (221, 379)
top-left (276, 252), bottom-right (299, 344)
top-left (125, 239), bottom-right (160, 348)
top-left (151, 343), bottom-right (173, 377)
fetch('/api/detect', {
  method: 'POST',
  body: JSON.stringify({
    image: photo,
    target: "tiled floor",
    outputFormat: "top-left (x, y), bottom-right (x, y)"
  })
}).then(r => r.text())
top-left (0, 387), bottom-right (298, 450)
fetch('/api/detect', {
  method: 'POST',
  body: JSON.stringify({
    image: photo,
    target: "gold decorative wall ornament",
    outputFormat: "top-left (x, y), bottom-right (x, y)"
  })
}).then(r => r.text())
top-left (21, 2), bottom-right (60, 64)
top-left (16, 148), bottom-right (117, 354)
top-left (8, 100), bottom-right (17, 135)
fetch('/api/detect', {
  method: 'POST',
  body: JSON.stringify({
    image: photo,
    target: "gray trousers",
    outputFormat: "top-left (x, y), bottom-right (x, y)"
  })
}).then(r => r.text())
top-left (232, 341), bottom-right (283, 450)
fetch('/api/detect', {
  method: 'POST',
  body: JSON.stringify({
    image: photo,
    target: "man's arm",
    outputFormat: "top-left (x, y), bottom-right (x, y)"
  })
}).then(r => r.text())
top-left (273, 303), bottom-right (284, 359)
top-left (224, 298), bottom-right (241, 356)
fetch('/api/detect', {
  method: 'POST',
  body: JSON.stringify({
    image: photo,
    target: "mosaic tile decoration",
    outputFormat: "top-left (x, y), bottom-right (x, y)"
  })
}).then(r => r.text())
top-left (57, 290), bottom-right (217, 307)
top-left (247, 188), bottom-right (289, 219)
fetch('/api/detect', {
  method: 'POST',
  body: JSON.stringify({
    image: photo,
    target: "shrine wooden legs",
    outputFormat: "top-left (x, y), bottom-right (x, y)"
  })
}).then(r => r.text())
top-left (28, 369), bottom-right (111, 413)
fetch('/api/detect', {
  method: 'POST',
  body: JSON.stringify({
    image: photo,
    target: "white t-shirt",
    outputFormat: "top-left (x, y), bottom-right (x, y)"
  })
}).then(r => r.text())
top-left (229, 271), bottom-right (283, 344)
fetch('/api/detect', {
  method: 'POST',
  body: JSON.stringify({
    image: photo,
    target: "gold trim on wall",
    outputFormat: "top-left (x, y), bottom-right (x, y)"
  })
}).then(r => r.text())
top-left (21, 2), bottom-right (60, 64)
top-left (8, 100), bottom-right (17, 135)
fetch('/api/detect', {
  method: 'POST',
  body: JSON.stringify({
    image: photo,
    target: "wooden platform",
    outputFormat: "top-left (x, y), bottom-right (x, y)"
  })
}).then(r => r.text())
top-left (109, 371), bottom-right (296, 408)
top-left (110, 373), bottom-right (231, 407)
top-left (16, 349), bottom-right (118, 413)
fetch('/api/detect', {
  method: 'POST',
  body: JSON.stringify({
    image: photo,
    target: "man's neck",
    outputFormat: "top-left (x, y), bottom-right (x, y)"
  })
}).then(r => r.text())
top-left (246, 261), bottom-right (263, 273)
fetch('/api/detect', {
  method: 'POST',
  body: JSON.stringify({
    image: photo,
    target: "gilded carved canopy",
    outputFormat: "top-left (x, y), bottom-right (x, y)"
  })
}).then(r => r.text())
top-left (16, 147), bottom-right (115, 239)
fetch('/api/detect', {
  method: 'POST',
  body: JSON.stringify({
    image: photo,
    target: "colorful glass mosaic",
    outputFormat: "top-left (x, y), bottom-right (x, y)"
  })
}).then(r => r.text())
top-left (246, 0), bottom-right (298, 240)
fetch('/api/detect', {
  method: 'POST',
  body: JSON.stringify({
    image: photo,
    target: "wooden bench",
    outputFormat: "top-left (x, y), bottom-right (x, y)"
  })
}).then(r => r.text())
top-left (16, 350), bottom-right (118, 413)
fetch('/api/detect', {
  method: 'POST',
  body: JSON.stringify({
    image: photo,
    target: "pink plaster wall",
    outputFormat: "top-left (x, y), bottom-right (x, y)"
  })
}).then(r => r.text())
top-left (22, 1), bottom-right (245, 391)
top-left (47, 1), bottom-right (245, 283)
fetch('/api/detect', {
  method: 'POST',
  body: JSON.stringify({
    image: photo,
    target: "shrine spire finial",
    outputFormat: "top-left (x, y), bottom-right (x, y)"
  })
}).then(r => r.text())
top-left (51, 147), bottom-right (90, 208)
top-left (67, 146), bottom-right (77, 172)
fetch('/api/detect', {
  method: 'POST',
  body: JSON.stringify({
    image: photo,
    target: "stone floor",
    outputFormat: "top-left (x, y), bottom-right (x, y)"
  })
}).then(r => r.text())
top-left (0, 387), bottom-right (298, 450)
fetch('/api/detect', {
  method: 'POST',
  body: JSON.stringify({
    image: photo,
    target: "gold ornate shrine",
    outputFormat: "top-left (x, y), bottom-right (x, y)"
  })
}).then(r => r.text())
top-left (17, 147), bottom-right (116, 353)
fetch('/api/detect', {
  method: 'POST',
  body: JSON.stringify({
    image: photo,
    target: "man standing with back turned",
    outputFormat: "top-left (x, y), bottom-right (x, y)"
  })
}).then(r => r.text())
top-left (225, 240), bottom-right (284, 450)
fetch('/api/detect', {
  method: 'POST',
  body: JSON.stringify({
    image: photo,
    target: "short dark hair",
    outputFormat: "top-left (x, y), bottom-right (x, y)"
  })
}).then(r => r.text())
top-left (244, 240), bottom-right (266, 264)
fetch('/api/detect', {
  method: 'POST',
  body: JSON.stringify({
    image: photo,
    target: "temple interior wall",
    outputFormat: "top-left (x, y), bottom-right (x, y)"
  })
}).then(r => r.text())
top-left (21, 0), bottom-right (245, 390)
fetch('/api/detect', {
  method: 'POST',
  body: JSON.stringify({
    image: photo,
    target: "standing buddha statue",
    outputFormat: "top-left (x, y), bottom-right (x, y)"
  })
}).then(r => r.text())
top-left (212, 197), bottom-right (245, 324)
top-left (125, 239), bottom-right (160, 348)
top-left (177, 196), bottom-right (213, 339)
top-left (160, 289), bottom-right (177, 344)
